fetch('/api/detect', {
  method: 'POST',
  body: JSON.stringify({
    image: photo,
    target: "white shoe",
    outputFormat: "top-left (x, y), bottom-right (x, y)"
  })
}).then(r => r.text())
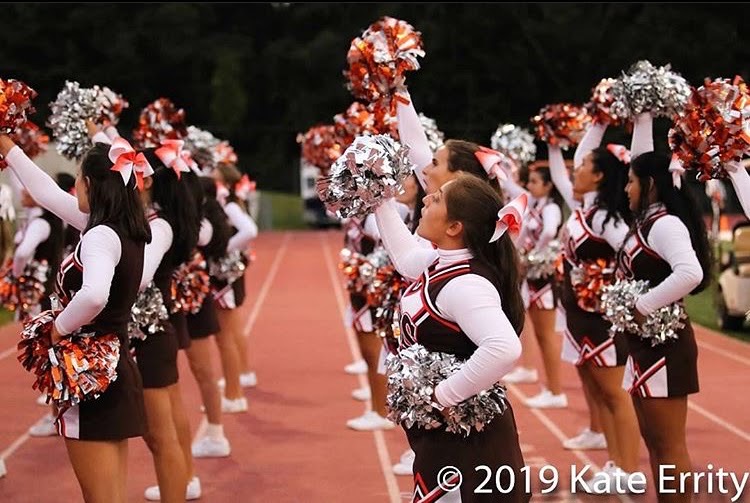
top-left (579, 461), bottom-right (617, 494)
top-left (346, 411), bottom-right (395, 431)
top-left (192, 435), bottom-right (231, 458)
top-left (563, 428), bottom-right (607, 450)
top-left (392, 449), bottom-right (415, 476)
top-left (524, 389), bottom-right (568, 409)
top-left (502, 367), bottom-right (538, 384)
top-left (351, 386), bottom-right (371, 401)
top-left (217, 372), bottom-right (257, 390)
top-left (344, 359), bottom-right (368, 375)
top-left (28, 414), bottom-right (57, 437)
top-left (221, 396), bottom-right (248, 413)
top-left (239, 371), bottom-right (257, 388)
top-left (144, 476), bottom-right (202, 501)
top-left (35, 394), bottom-right (48, 406)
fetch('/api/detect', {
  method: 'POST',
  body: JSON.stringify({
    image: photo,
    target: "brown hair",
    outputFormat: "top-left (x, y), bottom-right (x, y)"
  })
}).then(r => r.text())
top-left (216, 163), bottom-right (245, 209)
top-left (444, 139), bottom-right (503, 196)
top-left (444, 175), bottom-right (524, 334)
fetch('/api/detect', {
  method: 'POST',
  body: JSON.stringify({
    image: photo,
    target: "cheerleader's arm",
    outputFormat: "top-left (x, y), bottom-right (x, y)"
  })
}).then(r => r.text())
top-left (396, 89), bottom-right (433, 191)
top-left (374, 199), bottom-right (437, 281)
top-left (433, 275), bottom-right (522, 407)
top-left (12, 218), bottom-right (51, 277)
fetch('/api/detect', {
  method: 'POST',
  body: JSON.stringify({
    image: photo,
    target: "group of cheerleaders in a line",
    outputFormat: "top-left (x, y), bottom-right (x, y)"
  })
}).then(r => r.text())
top-left (0, 121), bottom-right (259, 503)
top-left (341, 87), bottom-right (720, 501)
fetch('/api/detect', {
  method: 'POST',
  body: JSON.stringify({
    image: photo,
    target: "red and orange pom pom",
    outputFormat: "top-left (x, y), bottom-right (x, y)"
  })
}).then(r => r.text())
top-left (0, 259), bottom-right (50, 320)
top-left (0, 78), bottom-right (37, 134)
top-left (668, 76), bottom-right (750, 182)
top-left (296, 124), bottom-right (347, 175)
top-left (570, 258), bottom-right (617, 313)
top-left (18, 310), bottom-right (120, 408)
top-left (132, 98), bottom-right (188, 149)
top-left (99, 87), bottom-right (129, 126)
top-left (345, 16), bottom-right (425, 103)
top-left (0, 120), bottom-right (50, 170)
top-left (171, 251), bottom-right (211, 315)
top-left (531, 103), bottom-right (592, 149)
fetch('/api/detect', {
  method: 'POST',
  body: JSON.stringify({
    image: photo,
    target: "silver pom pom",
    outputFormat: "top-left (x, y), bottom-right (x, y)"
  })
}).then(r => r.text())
top-left (418, 113), bottom-right (445, 153)
top-left (129, 282), bottom-right (169, 341)
top-left (386, 344), bottom-right (509, 437)
top-left (316, 134), bottom-right (415, 219)
top-left (525, 241), bottom-right (562, 281)
top-left (48, 81), bottom-right (107, 160)
top-left (184, 126), bottom-right (221, 173)
top-left (209, 250), bottom-right (247, 284)
top-left (602, 279), bottom-right (686, 346)
top-left (611, 60), bottom-right (691, 119)
top-left (490, 123), bottom-right (537, 167)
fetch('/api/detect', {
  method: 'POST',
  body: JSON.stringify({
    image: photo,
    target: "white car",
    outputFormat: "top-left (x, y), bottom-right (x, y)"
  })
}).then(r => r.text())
top-left (717, 223), bottom-right (750, 330)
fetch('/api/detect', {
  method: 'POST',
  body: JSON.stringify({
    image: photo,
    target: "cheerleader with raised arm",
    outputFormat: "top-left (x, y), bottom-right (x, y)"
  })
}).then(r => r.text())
top-left (620, 114), bottom-right (712, 501)
top-left (212, 163), bottom-right (258, 411)
top-left (0, 136), bottom-right (151, 503)
top-left (499, 163), bottom-right (567, 408)
top-left (548, 122), bottom-right (643, 491)
top-left (376, 175), bottom-right (528, 502)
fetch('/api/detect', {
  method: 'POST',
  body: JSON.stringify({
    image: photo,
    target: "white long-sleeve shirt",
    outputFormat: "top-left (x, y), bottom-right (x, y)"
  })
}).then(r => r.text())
top-left (13, 213), bottom-right (51, 276)
top-left (140, 216), bottom-right (173, 291)
top-left (396, 89), bottom-right (433, 191)
top-left (728, 163), bottom-right (750, 220)
top-left (5, 146), bottom-right (125, 335)
top-left (375, 200), bottom-right (438, 281)
top-left (198, 218), bottom-right (213, 247)
top-left (224, 202), bottom-right (258, 253)
top-left (630, 113), bottom-right (654, 159)
top-left (634, 209), bottom-right (703, 315)
top-left (377, 201), bottom-right (521, 406)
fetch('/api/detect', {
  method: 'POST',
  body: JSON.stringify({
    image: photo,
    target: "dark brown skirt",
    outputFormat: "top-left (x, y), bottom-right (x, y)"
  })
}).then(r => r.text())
top-left (170, 312), bottom-right (191, 349)
top-left (624, 321), bottom-right (699, 398)
top-left (563, 305), bottom-right (628, 368)
top-left (405, 403), bottom-right (530, 503)
top-left (131, 323), bottom-right (179, 389)
top-left (187, 295), bottom-right (220, 339)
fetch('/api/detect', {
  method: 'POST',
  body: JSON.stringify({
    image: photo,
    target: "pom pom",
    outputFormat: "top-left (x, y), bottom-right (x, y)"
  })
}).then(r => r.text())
top-left (611, 60), bottom-right (691, 119)
top-left (185, 126), bottom-right (221, 172)
top-left (0, 259), bottom-right (50, 320)
top-left (524, 240), bottom-right (563, 281)
top-left (385, 344), bottom-right (509, 437)
top-left (531, 104), bottom-right (591, 150)
top-left (345, 16), bottom-right (425, 102)
top-left (128, 282), bottom-right (169, 341)
top-left (569, 258), bottom-right (616, 313)
top-left (490, 123), bottom-right (537, 168)
top-left (214, 140), bottom-right (238, 165)
top-left (418, 113), bottom-right (445, 153)
top-left (47, 81), bottom-right (106, 160)
top-left (339, 248), bottom-right (368, 295)
top-left (171, 251), bottom-right (211, 315)
top-left (132, 98), bottom-right (188, 149)
top-left (602, 279), bottom-right (687, 346)
top-left (316, 134), bottom-right (414, 219)
top-left (334, 102), bottom-right (379, 146)
top-left (363, 248), bottom-right (408, 344)
top-left (296, 124), bottom-right (346, 175)
top-left (17, 310), bottom-right (120, 408)
top-left (587, 78), bottom-right (629, 126)
top-left (0, 120), bottom-right (50, 170)
top-left (99, 86), bottom-right (129, 125)
top-left (209, 250), bottom-right (247, 286)
top-left (668, 76), bottom-right (750, 182)
top-left (0, 78), bottom-right (37, 134)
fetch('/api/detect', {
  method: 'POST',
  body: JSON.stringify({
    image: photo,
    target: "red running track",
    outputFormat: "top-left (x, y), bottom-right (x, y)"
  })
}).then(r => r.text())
top-left (0, 230), bottom-right (747, 502)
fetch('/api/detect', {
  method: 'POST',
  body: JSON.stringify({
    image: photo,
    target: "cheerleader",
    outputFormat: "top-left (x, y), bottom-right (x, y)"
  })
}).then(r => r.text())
top-left (621, 121), bottom-right (711, 501)
top-left (0, 184), bottom-right (13, 262)
top-left (376, 175), bottom-right (528, 502)
top-left (186, 175), bottom-right (233, 457)
top-left (0, 136), bottom-right (150, 503)
top-left (499, 164), bottom-right (567, 408)
top-left (212, 163), bottom-right (258, 410)
top-left (89, 127), bottom-right (201, 501)
top-left (136, 143), bottom-right (201, 502)
top-left (548, 123), bottom-right (642, 490)
top-left (55, 172), bottom-right (81, 255)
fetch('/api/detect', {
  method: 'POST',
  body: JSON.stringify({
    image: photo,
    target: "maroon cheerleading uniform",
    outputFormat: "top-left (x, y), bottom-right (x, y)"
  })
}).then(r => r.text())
top-left (617, 207), bottom-right (699, 397)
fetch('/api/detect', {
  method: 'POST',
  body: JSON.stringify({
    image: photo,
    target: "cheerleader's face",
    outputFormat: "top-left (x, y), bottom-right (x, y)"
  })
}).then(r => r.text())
top-left (573, 152), bottom-right (603, 197)
top-left (423, 147), bottom-right (455, 194)
top-left (75, 170), bottom-right (90, 213)
top-left (417, 181), bottom-right (460, 244)
top-left (396, 173), bottom-right (419, 207)
top-left (526, 171), bottom-right (552, 199)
